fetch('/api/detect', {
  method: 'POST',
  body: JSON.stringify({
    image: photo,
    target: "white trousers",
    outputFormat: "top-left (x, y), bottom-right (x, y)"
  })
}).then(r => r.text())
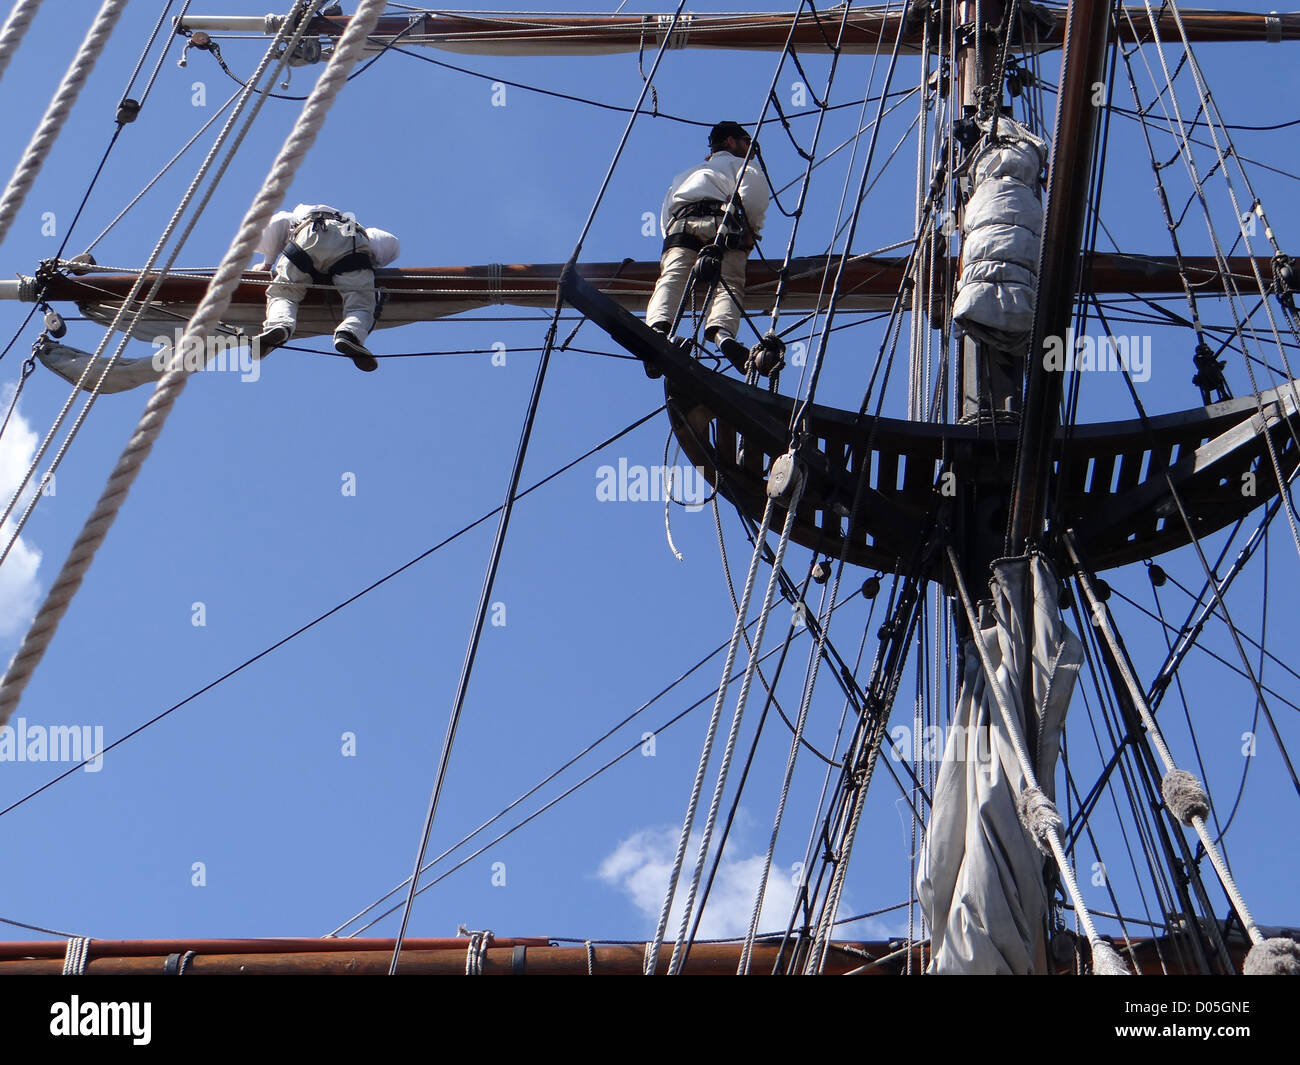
top-left (265, 220), bottom-right (376, 340)
top-left (644, 216), bottom-right (748, 340)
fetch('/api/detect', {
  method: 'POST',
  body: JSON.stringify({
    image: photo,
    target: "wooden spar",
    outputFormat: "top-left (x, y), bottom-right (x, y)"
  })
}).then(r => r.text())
top-left (0, 934), bottom-right (1256, 974)
top-left (9, 254), bottom-right (1281, 335)
top-left (1006, 0), bottom-right (1112, 552)
top-left (176, 9), bottom-right (1300, 56)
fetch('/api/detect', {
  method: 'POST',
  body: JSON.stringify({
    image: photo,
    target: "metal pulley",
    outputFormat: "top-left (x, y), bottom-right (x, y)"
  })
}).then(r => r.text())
top-left (861, 575), bottom-right (881, 600)
top-left (1147, 563), bottom-right (1167, 587)
top-left (765, 450), bottom-right (805, 501)
top-left (116, 98), bottom-right (140, 124)
top-left (693, 245), bottom-right (723, 284)
top-left (811, 560), bottom-right (832, 584)
top-left (66, 252), bottom-right (96, 276)
top-left (42, 308), bottom-right (66, 339)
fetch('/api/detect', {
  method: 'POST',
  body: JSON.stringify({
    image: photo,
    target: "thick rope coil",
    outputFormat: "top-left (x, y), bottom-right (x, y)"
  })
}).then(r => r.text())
top-left (1017, 785), bottom-right (1065, 857)
top-left (458, 925), bottom-right (494, 975)
top-left (0, 0), bottom-right (42, 86)
top-left (1244, 937), bottom-right (1300, 975)
top-left (0, 0), bottom-right (389, 725)
top-left (0, 0), bottom-right (126, 247)
top-left (61, 936), bottom-right (90, 975)
top-left (1161, 768), bottom-right (1210, 826)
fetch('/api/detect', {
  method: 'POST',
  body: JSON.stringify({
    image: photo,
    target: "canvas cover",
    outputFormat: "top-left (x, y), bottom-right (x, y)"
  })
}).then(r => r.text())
top-left (917, 555), bottom-right (1084, 973)
top-left (951, 118), bottom-right (1049, 353)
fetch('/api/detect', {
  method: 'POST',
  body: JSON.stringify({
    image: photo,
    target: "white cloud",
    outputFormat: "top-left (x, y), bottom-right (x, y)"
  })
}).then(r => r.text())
top-left (598, 825), bottom-right (800, 940)
top-left (0, 390), bottom-right (43, 640)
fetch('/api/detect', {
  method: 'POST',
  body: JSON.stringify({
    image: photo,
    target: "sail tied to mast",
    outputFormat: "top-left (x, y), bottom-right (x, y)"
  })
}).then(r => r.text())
top-left (951, 117), bottom-right (1049, 354)
top-left (918, 555), bottom-right (1083, 974)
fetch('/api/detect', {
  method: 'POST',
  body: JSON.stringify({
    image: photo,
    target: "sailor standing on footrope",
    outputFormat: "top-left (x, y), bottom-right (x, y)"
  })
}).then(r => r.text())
top-left (252, 203), bottom-right (400, 372)
top-left (644, 121), bottom-right (768, 372)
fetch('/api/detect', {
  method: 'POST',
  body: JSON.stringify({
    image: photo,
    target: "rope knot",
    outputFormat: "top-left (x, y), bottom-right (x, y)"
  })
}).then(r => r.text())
top-left (1244, 937), bottom-right (1300, 975)
top-left (1161, 769), bottom-right (1210, 826)
top-left (458, 924), bottom-right (495, 975)
top-left (1017, 785), bottom-right (1063, 855)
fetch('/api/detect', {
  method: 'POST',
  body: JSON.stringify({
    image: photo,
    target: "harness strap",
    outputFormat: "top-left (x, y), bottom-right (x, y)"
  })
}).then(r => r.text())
top-left (663, 230), bottom-right (705, 254)
top-left (279, 240), bottom-right (374, 284)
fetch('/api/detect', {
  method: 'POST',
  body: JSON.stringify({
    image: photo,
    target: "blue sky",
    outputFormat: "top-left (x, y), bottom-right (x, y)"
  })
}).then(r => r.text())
top-left (0, 0), bottom-right (1297, 962)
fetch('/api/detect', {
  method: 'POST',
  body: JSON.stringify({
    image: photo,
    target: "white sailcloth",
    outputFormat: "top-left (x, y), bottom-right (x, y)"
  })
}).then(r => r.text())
top-left (35, 338), bottom-right (165, 394)
top-left (918, 555), bottom-right (1084, 974)
top-left (951, 117), bottom-right (1049, 353)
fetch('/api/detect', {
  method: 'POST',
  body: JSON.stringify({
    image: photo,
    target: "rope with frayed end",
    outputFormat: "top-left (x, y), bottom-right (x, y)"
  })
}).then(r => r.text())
top-left (0, 0), bottom-right (389, 725)
top-left (0, 0), bottom-right (127, 246)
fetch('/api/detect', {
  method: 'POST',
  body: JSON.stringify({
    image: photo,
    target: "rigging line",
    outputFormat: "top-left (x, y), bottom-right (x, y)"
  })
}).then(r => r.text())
top-left (198, 9), bottom-right (421, 101)
top-left (0, 406), bottom-right (666, 824)
top-left (0, 3), bottom-right (325, 571)
top-left (1108, 587), bottom-right (1300, 718)
top-left (333, 602), bottom-right (779, 937)
top-left (1146, 578), bottom-right (1227, 849)
top-left (1212, 525), bottom-right (1266, 849)
top-left (946, 546), bottom-right (1126, 972)
top-left (711, 496), bottom-right (839, 768)
top-left (0, 1), bottom-right (42, 86)
top-left (0, 0), bottom-right (128, 247)
top-left (0, 914), bottom-right (84, 940)
top-left (1124, 4), bottom-right (1300, 555)
top-left (84, 88), bottom-right (243, 254)
top-left (667, 491), bottom-right (806, 976)
top-left (0, 0), bottom-right (404, 737)
top-left (0, 305), bottom-right (40, 367)
top-left (1070, 594), bottom-right (1188, 965)
top-left (1068, 534), bottom-right (1272, 952)
top-left (389, 3), bottom-right (691, 976)
top-left (680, 573), bottom-right (825, 974)
top-left (0, 350), bottom-right (37, 443)
top-left (342, 632), bottom-right (821, 940)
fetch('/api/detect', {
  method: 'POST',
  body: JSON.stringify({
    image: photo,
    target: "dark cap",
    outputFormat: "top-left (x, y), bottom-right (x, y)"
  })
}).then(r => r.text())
top-left (708, 121), bottom-right (750, 150)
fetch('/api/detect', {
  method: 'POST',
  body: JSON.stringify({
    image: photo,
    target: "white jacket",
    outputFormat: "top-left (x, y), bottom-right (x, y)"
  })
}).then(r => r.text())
top-left (254, 203), bottom-right (400, 269)
top-left (659, 152), bottom-right (768, 236)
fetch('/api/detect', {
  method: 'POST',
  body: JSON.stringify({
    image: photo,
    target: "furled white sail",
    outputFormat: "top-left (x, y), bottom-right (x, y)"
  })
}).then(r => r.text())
top-left (951, 118), bottom-right (1049, 353)
top-left (918, 555), bottom-right (1083, 974)
top-left (35, 338), bottom-right (166, 394)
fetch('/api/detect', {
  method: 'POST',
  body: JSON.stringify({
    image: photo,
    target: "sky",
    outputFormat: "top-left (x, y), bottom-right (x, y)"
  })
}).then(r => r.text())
top-left (0, 0), bottom-right (1297, 970)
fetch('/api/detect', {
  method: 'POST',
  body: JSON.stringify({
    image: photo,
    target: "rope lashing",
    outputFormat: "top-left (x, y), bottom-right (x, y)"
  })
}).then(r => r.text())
top-left (0, 0), bottom-right (388, 726)
top-left (458, 925), bottom-right (494, 975)
top-left (585, 940), bottom-right (596, 975)
top-left (61, 936), bottom-right (90, 975)
top-left (1243, 937), bottom-right (1300, 975)
top-left (0, 0), bottom-right (127, 246)
top-left (0, 0), bottom-right (42, 86)
top-left (1018, 785), bottom-right (1065, 856)
top-left (1161, 769), bottom-right (1210, 825)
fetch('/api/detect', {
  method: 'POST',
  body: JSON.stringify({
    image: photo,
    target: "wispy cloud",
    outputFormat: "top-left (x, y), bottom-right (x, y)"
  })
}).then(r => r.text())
top-left (0, 391), bottom-right (43, 641)
top-left (598, 825), bottom-right (800, 940)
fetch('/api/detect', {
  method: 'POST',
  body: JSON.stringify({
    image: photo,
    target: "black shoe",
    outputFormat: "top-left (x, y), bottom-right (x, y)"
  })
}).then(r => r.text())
top-left (718, 337), bottom-right (750, 373)
top-left (334, 330), bottom-right (378, 372)
top-left (254, 325), bottom-right (290, 358)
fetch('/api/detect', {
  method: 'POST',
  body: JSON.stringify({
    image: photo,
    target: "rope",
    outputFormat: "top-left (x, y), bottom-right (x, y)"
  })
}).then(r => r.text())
top-left (61, 936), bottom-right (90, 975)
top-left (0, 0), bottom-right (41, 86)
top-left (1062, 533), bottom-right (1268, 950)
top-left (0, 0), bottom-right (127, 246)
top-left (644, 499), bottom-right (776, 973)
top-left (946, 546), bottom-right (1129, 975)
top-left (458, 925), bottom-right (493, 975)
top-left (668, 477), bottom-right (806, 975)
top-left (0, 0), bottom-right (387, 726)
top-left (0, 6), bottom-right (324, 568)
top-left (388, 2), bottom-right (692, 976)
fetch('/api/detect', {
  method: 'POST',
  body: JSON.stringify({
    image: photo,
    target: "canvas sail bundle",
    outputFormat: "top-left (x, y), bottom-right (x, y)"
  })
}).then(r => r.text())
top-left (951, 118), bottom-right (1049, 353)
top-left (918, 555), bottom-right (1084, 974)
